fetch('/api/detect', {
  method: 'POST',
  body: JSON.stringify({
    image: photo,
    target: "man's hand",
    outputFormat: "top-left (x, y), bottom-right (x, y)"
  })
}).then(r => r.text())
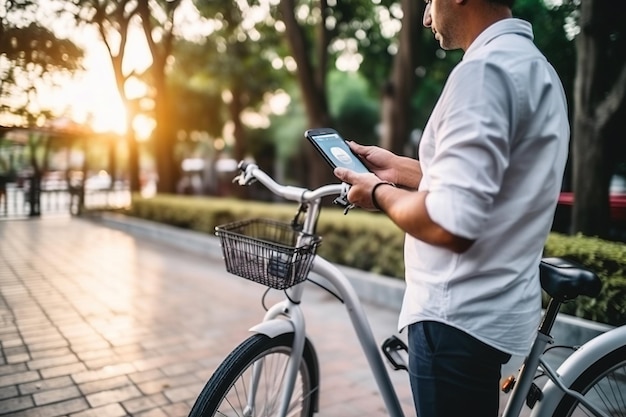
top-left (347, 142), bottom-right (399, 184)
top-left (333, 168), bottom-right (381, 211)
top-left (348, 142), bottom-right (422, 189)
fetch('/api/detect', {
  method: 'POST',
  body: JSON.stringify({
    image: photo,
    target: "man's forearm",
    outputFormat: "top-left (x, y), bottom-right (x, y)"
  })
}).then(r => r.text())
top-left (374, 185), bottom-right (474, 253)
top-left (394, 157), bottom-right (422, 189)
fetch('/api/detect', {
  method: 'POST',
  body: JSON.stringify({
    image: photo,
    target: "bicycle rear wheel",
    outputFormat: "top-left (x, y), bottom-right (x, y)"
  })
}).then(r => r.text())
top-left (188, 332), bottom-right (319, 417)
top-left (552, 345), bottom-right (626, 417)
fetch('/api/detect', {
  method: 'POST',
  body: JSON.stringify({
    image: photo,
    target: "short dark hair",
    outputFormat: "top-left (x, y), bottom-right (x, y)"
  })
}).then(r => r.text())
top-left (487, 0), bottom-right (515, 8)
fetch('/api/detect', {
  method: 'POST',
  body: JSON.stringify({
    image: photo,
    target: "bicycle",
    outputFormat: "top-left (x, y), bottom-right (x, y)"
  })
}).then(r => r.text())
top-left (188, 161), bottom-right (626, 417)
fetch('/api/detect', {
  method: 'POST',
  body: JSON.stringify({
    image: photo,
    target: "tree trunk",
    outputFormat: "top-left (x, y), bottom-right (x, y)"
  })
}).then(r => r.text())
top-left (571, 0), bottom-right (626, 237)
top-left (380, 0), bottom-right (424, 156)
top-left (125, 100), bottom-right (141, 192)
top-left (137, 0), bottom-right (181, 194)
top-left (571, 115), bottom-right (611, 235)
top-left (151, 56), bottom-right (178, 194)
top-left (127, 129), bottom-right (141, 193)
top-left (230, 87), bottom-right (249, 199)
top-left (153, 99), bottom-right (178, 194)
top-left (279, 0), bottom-right (334, 189)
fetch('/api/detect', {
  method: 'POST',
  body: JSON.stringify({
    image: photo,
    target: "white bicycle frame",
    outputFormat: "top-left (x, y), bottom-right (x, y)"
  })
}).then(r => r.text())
top-left (529, 325), bottom-right (626, 417)
top-left (234, 162), bottom-right (625, 417)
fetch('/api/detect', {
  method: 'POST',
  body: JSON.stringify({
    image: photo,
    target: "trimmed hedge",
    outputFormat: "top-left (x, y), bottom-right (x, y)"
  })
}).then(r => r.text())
top-left (126, 194), bottom-right (626, 326)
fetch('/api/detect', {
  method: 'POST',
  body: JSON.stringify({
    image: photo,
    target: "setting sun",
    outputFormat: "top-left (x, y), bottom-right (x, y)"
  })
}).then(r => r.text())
top-left (63, 26), bottom-right (153, 139)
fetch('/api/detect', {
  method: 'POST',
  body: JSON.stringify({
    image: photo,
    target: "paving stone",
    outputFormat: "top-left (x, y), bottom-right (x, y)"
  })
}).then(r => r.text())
top-left (134, 408), bottom-right (168, 417)
top-left (78, 375), bottom-right (132, 396)
top-left (71, 363), bottom-right (136, 384)
top-left (69, 403), bottom-right (127, 417)
top-left (0, 395), bottom-right (34, 413)
top-left (28, 354), bottom-right (80, 371)
top-left (19, 376), bottom-right (74, 395)
top-left (33, 385), bottom-right (82, 406)
top-left (0, 370), bottom-right (40, 388)
top-left (121, 393), bottom-right (168, 414)
top-left (30, 347), bottom-right (74, 360)
top-left (6, 397), bottom-right (89, 417)
top-left (40, 362), bottom-right (87, 379)
top-left (0, 363), bottom-right (28, 376)
top-left (0, 385), bottom-right (18, 400)
top-left (85, 384), bottom-right (143, 408)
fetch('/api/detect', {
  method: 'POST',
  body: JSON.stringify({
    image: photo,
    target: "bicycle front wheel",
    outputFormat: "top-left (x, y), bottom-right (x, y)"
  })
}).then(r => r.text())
top-left (188, 332), bottom-right (319, 417)
top-left (552, 345), bottom-right (626, 417)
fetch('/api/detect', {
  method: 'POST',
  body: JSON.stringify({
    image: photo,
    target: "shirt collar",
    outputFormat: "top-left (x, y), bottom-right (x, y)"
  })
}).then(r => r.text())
top-left (464, 18), bottom-right (534, 59)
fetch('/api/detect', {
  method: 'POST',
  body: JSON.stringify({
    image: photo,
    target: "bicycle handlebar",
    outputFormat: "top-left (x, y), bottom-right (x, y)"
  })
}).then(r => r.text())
top-left (235, 161), bottom-right (346, 204)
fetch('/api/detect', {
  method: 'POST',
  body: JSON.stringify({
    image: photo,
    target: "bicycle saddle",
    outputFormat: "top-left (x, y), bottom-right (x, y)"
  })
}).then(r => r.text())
top-left (539, 257), bottom-right (602, 302)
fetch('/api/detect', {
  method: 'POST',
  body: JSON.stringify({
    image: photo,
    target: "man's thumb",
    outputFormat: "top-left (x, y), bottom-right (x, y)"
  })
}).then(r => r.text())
top-left (334, 167), bottom-right (350, 182)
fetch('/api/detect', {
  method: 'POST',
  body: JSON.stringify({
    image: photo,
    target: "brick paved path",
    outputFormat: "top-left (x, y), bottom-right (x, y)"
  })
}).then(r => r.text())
top-left (0, 217), bottom-right (415, 417)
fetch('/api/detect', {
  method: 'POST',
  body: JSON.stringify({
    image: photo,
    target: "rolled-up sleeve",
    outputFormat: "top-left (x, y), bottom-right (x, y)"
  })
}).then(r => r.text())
top-left (424, 61), bottom-right (517, 239)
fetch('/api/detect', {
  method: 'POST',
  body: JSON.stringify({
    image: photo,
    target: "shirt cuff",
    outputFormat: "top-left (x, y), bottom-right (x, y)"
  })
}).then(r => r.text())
top-left (425, 187), bottom-right (490, 240)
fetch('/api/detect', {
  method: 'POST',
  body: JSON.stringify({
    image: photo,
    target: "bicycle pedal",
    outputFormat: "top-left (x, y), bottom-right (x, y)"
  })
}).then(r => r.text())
top-left (381, 336), bottom-right (409, 371)
top-left (526, 383), bottom-right (543, 409)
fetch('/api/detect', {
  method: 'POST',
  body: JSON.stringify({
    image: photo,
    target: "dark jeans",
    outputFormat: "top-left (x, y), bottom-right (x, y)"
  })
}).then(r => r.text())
top-left (408, 321), bottom-right (511, 417)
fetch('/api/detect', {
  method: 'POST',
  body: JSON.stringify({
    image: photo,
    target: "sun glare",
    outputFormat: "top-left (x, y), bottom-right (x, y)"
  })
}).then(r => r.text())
top-left (65, 26), bottom-right (153, 137)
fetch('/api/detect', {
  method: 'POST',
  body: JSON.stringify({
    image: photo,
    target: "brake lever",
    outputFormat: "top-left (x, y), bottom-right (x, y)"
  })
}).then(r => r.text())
top-left (333, 182), bottom-right (355, 215)
top-left (232, 171), bottom-right (257, 186)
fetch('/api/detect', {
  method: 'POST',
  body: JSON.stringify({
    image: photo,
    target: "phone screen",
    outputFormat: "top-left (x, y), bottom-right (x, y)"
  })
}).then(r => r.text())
top-left (308, 132), bottom-right (370, 174)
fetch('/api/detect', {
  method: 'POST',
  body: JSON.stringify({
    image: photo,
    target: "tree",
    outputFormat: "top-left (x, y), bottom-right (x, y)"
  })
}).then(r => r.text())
top-left (66, 0), bottom-right (184, 194)
top-left (277, 0), bottom-right (413, 187)
top-left (570, 0), bottom-right (626, 237)
top-left (380, 0), bottom-right (424, 155)
top-left (189, 0), bottom-right (286, 162)
top-left (1, 0), bottom-right (83, 216)
top-left (379, 0), bottom-right (424, 156)
top-left (64, 0), bottom-right (145, 192)
top-left (137, 0), bottom-right (183, 194)
top-left (1, 1), bottom-right (83, 126)
top-left (277, 0), bottom-right (333, 187)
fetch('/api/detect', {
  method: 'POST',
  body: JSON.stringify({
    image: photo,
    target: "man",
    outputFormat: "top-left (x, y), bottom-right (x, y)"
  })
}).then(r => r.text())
top-left (333, 0), bottom-right (570, 415)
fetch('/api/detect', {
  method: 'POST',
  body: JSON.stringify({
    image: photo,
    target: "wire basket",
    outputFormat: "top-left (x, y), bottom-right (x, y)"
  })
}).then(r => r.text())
top-left (215, 218), bottom-right (322, 290)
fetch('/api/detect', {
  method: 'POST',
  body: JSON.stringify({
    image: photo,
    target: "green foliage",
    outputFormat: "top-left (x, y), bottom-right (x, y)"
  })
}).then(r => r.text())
top-left (512, 0), bottom-right (576, 106)
top-left (127, 195), bottom-right (626, 326)
top-left (0, 18), bottom-right (84, 125)
top-left (259, 70), bottom-right (380, 170)
top-left (265, 85), bottom-right (308, 162)
top-left (327, 70), bottom-right (380, 146)
top-left (315, 209), bottom-right (405, 277)
top-left (129, 194), bottom-right (302, 235)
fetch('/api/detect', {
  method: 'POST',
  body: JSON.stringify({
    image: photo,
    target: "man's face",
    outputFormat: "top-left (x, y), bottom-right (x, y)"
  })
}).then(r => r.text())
top-left (423, 0), bottom-right (462, 50)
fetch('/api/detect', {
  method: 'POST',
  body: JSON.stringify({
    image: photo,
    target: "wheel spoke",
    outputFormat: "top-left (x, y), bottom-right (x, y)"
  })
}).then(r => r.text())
top-left (563, 359), bottom-right (626, 417)
top-left (188, 333), bottom-right (315, 417)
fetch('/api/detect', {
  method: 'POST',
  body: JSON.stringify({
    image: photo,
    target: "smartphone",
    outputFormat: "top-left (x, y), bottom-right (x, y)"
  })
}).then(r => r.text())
top-left (304, 128), bottom-right (371, 174)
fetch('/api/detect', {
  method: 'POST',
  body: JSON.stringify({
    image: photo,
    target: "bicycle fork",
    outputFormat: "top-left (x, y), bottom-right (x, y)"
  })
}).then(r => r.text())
top-left (246, 298), bottom-right (308, 417)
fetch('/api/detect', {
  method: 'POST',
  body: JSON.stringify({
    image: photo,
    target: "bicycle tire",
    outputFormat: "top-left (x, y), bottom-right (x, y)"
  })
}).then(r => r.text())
top-left (551, 345), bottom-right (626, 417)
top-left (188, 332), bottom-right (319, 417)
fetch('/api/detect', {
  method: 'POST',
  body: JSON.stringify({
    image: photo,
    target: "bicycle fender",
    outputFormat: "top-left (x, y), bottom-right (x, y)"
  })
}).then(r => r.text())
top-left (530, 325), bottom-right (626, 417)
top-left (249, 319), bottom-right (294, 338)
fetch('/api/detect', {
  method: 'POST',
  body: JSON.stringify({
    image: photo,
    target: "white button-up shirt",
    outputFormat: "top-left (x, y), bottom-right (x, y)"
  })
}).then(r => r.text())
top-left (398, 19), bottom-right (570, 356)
